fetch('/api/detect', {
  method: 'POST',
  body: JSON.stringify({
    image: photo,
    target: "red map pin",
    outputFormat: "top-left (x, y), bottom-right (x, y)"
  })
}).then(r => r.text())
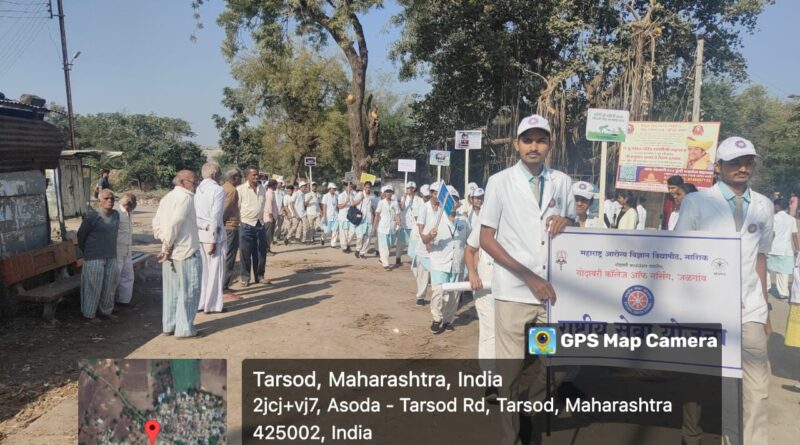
top-left (144, 419), bottom-right (161, 445)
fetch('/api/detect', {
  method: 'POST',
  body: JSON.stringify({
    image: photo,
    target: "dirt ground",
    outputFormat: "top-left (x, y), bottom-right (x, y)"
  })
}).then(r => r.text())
top-left (1, 203), bottom-right (799, 444)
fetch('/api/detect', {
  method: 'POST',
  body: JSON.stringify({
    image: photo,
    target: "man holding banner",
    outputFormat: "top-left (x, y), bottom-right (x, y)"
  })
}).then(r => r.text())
top-left (675, 136), bottom-right (773, 445)
top-left (479, 114), bottom-right (575, 445)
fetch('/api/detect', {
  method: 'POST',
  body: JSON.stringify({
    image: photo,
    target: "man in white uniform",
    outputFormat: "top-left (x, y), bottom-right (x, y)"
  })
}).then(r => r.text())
top-left (636, 195), bottom-right (647, 229)
top-left (399, 182), bottom-right (423, 267)
top-left (293, 182), bottom-right (309, 243)
top-left (321, 183), bottom-right (339, 247)
top-left (195, 162), bottom-right (226, 313)
top-left (353, 182), bottom-right (375, 259)
top-left (337, 182), bottom-right (357, 253)
top-left (274, 179), bottom-right (286, 242)
top-left (768, 198), bottom-right (798, 299)
top-left (421, 191), bottom-right (470, 334)
top-left (281, 184), bottom-right (296, 243)
top-left (373, 185), bottom-right (402, 270)
top-left (305, 182), bottom-right (322, 243)
top-left (480, 115), bottom-right (575, 445)
top-left (675, 136), bottom-right (772, 445)
top-left (415, 182), bottom-right (440, 306)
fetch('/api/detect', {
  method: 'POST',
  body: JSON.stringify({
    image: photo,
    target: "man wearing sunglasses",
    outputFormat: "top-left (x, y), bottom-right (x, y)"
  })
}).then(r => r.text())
top-left (676, 137), bottom-right (772, 445)
top-left (77, 188), bottom-right (121, 321)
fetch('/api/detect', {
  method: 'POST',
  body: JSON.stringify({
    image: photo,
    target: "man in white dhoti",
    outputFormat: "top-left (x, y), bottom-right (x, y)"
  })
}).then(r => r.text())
top-left (153, 170), bottom-right (202, 338)
top-left (115, 193), bottom-right (137, 306)
top-left (195, 163), bottom-right (227, 314)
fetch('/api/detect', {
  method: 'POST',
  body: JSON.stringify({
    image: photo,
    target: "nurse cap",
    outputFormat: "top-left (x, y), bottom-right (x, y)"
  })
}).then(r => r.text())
top-left (572, 181), bottom-right (595, 200)
top-left (420, 184), bottom-right (431, 197)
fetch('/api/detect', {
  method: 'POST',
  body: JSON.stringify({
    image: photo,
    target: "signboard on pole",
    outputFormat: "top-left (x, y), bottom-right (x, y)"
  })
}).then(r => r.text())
top-left (304, 157), bottom-right (317, 167)
top-left (360, 172), bottom-right (377, 184)
top-left (586, 109), bottom-right (630, 143)
top-left (398, 159), bottom-right (416, 173)
top-left (428, 150), bottom-right (451, 167)
top-left (454, 130), bottom-right (482, 150)
top-left (344, 172), bottom-right (355, 183)
top-left (616, 122), bottom-right (720, 192)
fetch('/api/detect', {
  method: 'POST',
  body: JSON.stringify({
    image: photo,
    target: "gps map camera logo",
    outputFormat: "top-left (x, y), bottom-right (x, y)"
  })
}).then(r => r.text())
top-left (528, 327), bottom-right (557, 355)
top-left (621, 285), bottom-right (655, 316)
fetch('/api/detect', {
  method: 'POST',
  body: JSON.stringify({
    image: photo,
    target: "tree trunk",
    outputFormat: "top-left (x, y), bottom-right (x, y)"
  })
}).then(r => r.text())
top-left (346, 61), bottom-right (368, 180)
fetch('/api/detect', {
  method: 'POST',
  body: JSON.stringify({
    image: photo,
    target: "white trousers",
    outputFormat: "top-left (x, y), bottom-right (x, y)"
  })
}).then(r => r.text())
top-left (378, 234), bottom-right (391, 267)
top-left (198, 242), bottom-right (226, 313)
top-left (430, 284), bottom-right (458, 324)
top-left (115, 255), bottom-right (134, 304)
top-left (768, 271), bottom-right (790, 297)
top-left (413, 259), bottom-right (430, 300)
top-left (338, 223), bottom-right (354, 250)
top-left (473, 289), bottom-right (496, 372)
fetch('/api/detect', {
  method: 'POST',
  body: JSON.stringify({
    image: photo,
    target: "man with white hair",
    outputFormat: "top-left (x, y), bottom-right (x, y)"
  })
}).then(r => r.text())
top-left (77, 188), bottom-right (120, 321)
top-left (321, 183), bottom-right (339, 247)
top-left (373, 185), bottom-right (402, 270)
top-left (115, 192), bottom-right (137, 306)
top-left (195, 163), bottom-right (226, 313)
top-left (398, 181), bottom-right (423, 266)
top-left (153, 170), bottom-right (202, 338)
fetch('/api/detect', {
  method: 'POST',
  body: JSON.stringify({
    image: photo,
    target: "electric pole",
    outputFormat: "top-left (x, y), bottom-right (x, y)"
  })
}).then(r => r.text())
top-left (56, 0), bottom-right (77, 151)
top-left (691, 38), bottom-right (704, 122)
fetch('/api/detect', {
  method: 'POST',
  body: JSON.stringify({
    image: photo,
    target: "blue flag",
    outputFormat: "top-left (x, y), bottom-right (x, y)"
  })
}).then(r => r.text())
top-left (436, 182), bottom-right (455, 215)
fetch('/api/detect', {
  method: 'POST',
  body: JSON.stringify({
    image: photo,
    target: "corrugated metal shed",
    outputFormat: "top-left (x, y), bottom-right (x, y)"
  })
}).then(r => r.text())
top-left (0, 115), bottom-right (64, 172)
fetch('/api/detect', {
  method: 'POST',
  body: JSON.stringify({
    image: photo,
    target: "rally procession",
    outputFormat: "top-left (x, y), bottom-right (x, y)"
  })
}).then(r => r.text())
top-left (1, 1), bottom-right (800, 445)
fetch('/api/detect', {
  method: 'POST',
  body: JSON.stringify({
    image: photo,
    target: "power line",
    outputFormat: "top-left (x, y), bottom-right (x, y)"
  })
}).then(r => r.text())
top-left (0, 1), bottom-right (48, 78)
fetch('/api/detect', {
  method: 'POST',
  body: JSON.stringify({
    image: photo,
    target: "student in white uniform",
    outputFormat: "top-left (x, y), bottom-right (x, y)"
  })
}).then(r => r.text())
top-left (293, 182), bottom-right (309, 243)
top-left (415, 183), bottom-right (441, 306)
top-left (373, 185), bottom-right (402, 270)
top-left (479, 114), bottom-right (575, 445)
top-left (458, 182), bottom-right (478, 217)
top-left (398, 182), bottom-right (423, 267)
top-left (304, 182), bottom-right (321, 243)
top-left (636, 195), bottom-right (647, 229)
top-left (421, 194), bottom-right (470, 334)
top-left (410, 185), bottom-right (432, 305)
top-left (675, 136), bottom-right (772, 445)
top-left (464, 193), bottom-right (496, 398)
top-left (337, 182), bottom-right (357, 252)
top-left (467, 187), bottom-right (484, 228)
top-left (768, 198), bottom-right (798, 299)
top-left (320, 183), bottom-right (339, 247)
top-left (353, 182), bottom-right (375, 259)
top-left (573, 181), bottom-right (603, 228)
top-left (274, 180), bottom-right (286, 242)
top-left (115, 193), bottom-right (137, 305)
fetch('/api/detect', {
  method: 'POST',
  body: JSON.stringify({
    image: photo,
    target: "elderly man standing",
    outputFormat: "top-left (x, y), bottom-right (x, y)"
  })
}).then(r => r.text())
top-left (237, 166), bottom-right (267, 286)
top-left (77, 189), bottom-right (120, 321)
top-left (264, 179), bottom-right (280, 255)
top-left (222, 168), bottom-right (241, 294)
top-left (153, 170), bottom-right (202, 338)
top-left (115, 193), bottom-right (137, 306)
top-left (195, 163), bottom-right (226, 313)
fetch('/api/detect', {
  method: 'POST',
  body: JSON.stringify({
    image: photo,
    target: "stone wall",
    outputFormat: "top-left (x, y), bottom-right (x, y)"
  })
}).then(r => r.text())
top-left (0, 170), bottom-right (49, 258)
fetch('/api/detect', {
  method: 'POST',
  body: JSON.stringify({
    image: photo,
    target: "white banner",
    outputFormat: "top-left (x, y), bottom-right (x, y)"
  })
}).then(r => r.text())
top-left (454, 130), bottom-right (482, 150)
top-left (547, 228), bottom-right (742, 378)
top-left (398, 159), bottom-right (416, 172)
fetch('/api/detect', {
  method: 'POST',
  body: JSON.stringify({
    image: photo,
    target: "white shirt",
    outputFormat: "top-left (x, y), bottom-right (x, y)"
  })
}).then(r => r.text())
top-left (321, 192), bottom-right (338, 221)
top-left (194, 178), bottom-right (225, 244)
top-left (236, 182), bottom-right (265, 226)
top-left (466, 221), bottom-right (493, 282)
top-left (668, 210), bottom-right (679, 231)
top-left (675, 183), bottom-right (773, 324)
top-left (282, 194), bottom-right (293, 216)
top-left (376, 199), bottom-right (401, 234)
top-left (292, 191), bottom-right (306, 218)
top-left (116, 207), bottom-right (133, 257)
top-left (480, 162), bottom-right (576, 304)
top-left (429, 215), bottom-right (471, 274)
top-left (152, 187), bottom-right (199, 260)
top-left (636, 204), bottom-right (647, 230)
top-left (305, 192), bottom-right (321, 216)
top-left (770, 210), bottom-right (797, 256)
top-left (604, 199), bottom-right (621, 224)
top-left (416, 201), bottom-right (441, 258)
top-left (354, 191), bottom-right (374, 223)
top-left (337, 190), bottom-right (355, 221)
top-left (578, 216), bottom-right (604, 228)
top-left (401, 195), bottom-right (424, 230)
top-left (274, 189), bottom-right (285, 214)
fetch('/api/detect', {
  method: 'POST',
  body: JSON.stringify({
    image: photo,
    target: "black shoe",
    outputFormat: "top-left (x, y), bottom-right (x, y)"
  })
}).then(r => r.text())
top-left (321, 240), bottom-right (325, 246)
top-left (384, 266), bottom-right (391, 271)
top-left (395, 258), bottom-right (401, 266)
top-left (285, 239), bottom-right (290, 245)
top-left (240, 281), bottom-right (250, 288)
top-left (416, 299), bottom-right (425, 306)
top-left (484, 386), bottom-right (500, 404)
top-left (430, 320), bottom-right (443, 334)
top-left (344, 247), bottom-right (352, 253)
top-left (556, 381), bottom-right (586, 403)
top-left (355, 251), bottom-right (360, 259)
top-left (443, 322), bottom-right (454, 331)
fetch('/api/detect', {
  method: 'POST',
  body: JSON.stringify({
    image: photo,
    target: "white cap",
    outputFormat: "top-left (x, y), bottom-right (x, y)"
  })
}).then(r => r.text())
top-left (468, 182), bottom-right (478, 192)
top-left (429, 181), bottom-right (442, 192)
top-left (406, 181), bottom-right (416, 189)
top-left (420, 184), bottom-right (431, 197)
top-left (381, 185), bottom-right (394, 193)
top-left (311, 181), bottom-right (317, 185)
top-left (327, 182), bottom-right (337, 189)
top-left (572, 181), bottom-right (594, 200)
top-left (470, 187), bottom-right (485, 198)
top-left (299, 181), bottom-right (308, 187)
top-left (716, 136), bottom-right (757, 162)
top-left (447, 185), bottom-right (460, 198)
top-left (516, 114), bottom-right (551, 137)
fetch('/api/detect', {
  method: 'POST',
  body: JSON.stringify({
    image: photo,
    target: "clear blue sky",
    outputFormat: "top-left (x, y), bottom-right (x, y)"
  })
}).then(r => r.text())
top-left (0, 0), bottom-right (797, 147)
